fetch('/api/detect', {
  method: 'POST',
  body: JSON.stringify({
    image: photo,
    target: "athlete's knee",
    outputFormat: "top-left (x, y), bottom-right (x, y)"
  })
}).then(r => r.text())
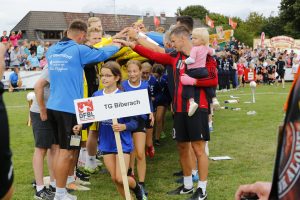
top-left (135, 151), bottom-right (145, 161)
top-left (115, 175), bottom-right (124, 185)
top-left (34, 148), bottom-right (47, 156)
top-left (60, 150), bottom-right (74, 161)
top-left (177, 142), bottom-right (190, 153)
top-left (191, 143), bottom-right (206, 158)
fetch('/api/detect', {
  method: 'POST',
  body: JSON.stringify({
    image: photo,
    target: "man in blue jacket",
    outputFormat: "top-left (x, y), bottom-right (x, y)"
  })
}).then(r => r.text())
top-left (45, 20), bottom-right (120, 200)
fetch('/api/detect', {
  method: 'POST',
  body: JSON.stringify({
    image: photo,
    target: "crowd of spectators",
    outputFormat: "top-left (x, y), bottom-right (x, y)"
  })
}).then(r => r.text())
top-left (214, 37), bottom-right (299, 90)
top-left (1, 30), bottom-right (51, 71)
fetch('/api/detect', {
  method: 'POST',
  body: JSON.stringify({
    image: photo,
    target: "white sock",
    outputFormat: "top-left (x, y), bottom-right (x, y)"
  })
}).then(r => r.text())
top-left (67, 176), bottom-right (75, 184)
top-left (55, 187), bottom-right (67, 197)
top-left (85, 155), bottom-right (96, 168)
top-left (192, 169), bottom-right (198, 176)
top-left (36, 185), bottom-right (45, 192)
top-left (198, 180), bottom-right (207, 193)
top-left (50, 181), bottom-right (56, 188)
top-left (183, 175), bottom-right (193, 190)
top-left (208, 121), bottom-right (213, 127)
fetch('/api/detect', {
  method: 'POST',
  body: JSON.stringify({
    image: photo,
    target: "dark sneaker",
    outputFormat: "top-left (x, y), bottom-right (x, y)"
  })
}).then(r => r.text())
top-left (34, 187), bottom-right (55, 200)
top-left (140, 184), bottom-right (148, 197)
top-left (154, 140), bottom-right (160, 146)
top-left (32, 180), bottom-right (37, 189)
top-left (167, 185), bottom-right (193, 195)
top-left (187, 187), bottom-right (207, 200)
top-left (76, 169), bottom-right (90, 182)
top-left (173, 170), bottom-right (183, 176)
top-left (134, 184), bottom-right (148, 200)
top-left (48, 185), bottom-right (56, 193)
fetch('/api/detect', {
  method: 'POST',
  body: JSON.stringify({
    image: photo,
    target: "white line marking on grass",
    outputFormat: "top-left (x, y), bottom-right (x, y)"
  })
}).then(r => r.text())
top-left (217, 92), bottom-right (288, 97)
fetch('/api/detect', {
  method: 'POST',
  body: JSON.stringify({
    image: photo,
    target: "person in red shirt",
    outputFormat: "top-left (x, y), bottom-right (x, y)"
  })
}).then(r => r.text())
top-left (0, 31), bottom-right (9, 43)
top-left (237, 58), bottom-right (245, 88)
top-left (9, 31), bottom-right (22, 47)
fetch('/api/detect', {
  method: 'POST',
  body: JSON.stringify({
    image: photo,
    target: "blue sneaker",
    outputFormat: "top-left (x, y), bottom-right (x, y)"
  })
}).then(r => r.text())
top-left (209, 126), bottom-right (214, 132)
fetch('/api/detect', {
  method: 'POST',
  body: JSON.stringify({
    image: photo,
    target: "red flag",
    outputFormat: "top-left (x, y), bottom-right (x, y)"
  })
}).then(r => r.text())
top-left (154, 16), bottom-right (160, 27)
top-left (205, 15), bottom-right (214, 28)
top-left (229, 18), bottom-right (237, 29)
top-left (261, 32), bottom-right (265, 48)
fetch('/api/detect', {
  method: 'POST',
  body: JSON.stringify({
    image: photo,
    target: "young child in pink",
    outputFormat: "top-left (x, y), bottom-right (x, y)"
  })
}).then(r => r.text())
top-left (183, 28), bottom-right (217, 116)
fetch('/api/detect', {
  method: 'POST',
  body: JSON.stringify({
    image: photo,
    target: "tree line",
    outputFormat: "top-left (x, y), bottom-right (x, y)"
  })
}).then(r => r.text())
top-left (176, 0), bottom-right (300, 46)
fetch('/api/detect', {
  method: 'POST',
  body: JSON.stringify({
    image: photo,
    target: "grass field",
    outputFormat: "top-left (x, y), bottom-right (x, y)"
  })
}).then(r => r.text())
top-left (3, 83), bottom-right (291, 200)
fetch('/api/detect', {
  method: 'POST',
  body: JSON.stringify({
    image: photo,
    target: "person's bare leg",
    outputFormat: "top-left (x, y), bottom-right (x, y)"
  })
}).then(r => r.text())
top-left (55, 149), bottom-right (75, 188)
top-left (133, 132), bottom-right (146, 183)
top-left (33, 148), bottom-right (47, 187)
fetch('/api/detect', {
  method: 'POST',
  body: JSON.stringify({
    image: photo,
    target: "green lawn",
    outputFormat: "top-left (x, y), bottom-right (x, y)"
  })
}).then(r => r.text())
top-left (3, 83), bottom-right (290, 200)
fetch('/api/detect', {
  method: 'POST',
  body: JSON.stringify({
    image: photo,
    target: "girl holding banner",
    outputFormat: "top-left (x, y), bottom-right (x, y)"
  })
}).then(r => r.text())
top-left (121, 60), bottom-right (154, 195)
top-left (74, 61), bottom-right (147, 200)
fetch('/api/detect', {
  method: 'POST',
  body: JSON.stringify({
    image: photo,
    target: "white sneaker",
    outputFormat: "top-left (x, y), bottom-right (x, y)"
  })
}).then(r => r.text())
top-left (188, 101), bottom-right (198, 116)
top-left (54, 193), bottom-right (77, 200)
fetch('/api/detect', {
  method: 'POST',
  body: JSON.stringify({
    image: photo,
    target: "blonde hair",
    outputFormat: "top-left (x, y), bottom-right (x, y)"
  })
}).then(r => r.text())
top-left (87, 26), bottom-right (102, 37)
top-left (192, 28), bottom-right (209, 46)
top-left (126, 60), bottom-right (142, 70)
top-left (141, 62), bottom-right (152, 70)
top-left (88, 17), bottom-right (101, 27)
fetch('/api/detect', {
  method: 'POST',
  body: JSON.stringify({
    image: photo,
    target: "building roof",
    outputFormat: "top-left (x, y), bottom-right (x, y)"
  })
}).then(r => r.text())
top-left (11, 11), bottom-right (204, 41)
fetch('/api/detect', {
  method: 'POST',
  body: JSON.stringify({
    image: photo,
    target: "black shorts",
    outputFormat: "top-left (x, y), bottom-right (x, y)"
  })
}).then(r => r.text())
top-left (11, 83), bottom-right (18, 88)
top-left (277, 70), bottom-right (285, 79)
top-left (173, 110), bottom-right (209, 142)
top-left (31, 111), bottom-right (54, 148)
top-left (47, 109), bottom-right (80, 150)
top-left (0, 95), bottom-right (14, 198)
top-left (133, 117), bottom-right (146, 133)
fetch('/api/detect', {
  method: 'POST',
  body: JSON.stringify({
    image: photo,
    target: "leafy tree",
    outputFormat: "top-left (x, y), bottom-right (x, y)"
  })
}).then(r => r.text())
top-left (279, 0), bottom-right (300, 38)
top-left (261, 16), bottom-right (284, 37)
top-left (176, 5), bottom-right (209, 20)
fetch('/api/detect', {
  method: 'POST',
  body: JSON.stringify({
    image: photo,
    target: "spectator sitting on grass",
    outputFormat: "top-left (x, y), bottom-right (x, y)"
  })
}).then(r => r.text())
top-left (9, 67), bottom-right (22, 92)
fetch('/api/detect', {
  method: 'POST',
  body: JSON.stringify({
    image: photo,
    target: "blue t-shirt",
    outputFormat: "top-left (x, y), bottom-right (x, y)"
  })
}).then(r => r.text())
top-left (27, 55), bottom-right (40, 67)
top-left (147, 75), bottom-right (158, 98)
top-left (9, 72), bottom-right (18, 84)
top-left (93, 89), bottom-right (136, 153)
top-left (46, 37), bottom-right (119, 114)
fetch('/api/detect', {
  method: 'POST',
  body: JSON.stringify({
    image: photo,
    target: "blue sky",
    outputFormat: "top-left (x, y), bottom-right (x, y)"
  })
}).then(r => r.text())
top-left (0, 0), bottom-right (281, 34)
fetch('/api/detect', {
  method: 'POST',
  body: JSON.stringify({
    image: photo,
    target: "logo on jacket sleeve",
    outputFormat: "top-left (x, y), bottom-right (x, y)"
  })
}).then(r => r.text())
top-left (77, 99), bottom-right (95, 121)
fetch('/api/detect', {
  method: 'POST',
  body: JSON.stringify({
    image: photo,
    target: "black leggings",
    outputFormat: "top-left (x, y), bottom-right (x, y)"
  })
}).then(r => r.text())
top-left (0, 94), bottom-right (14, 198)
